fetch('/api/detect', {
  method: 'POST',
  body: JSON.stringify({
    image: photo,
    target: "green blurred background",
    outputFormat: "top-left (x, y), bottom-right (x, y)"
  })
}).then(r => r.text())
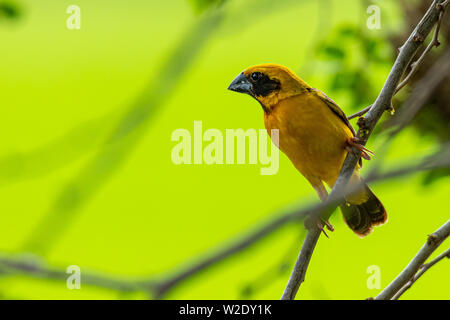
top-left (0, 0), bottom-right (448, 299)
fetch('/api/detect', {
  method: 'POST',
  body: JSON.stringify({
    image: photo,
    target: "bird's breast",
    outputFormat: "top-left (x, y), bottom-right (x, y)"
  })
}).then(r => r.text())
top-left (264, 94), bottom-right (352, 184)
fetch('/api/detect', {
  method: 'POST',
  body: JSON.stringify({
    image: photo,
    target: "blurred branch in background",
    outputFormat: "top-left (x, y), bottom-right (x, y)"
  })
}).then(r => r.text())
top-left (0, 0), bottom-right (308, 187)
top-left (297, 0), bottom-right (333, 76)
top-left (218, 0), bottom-right (306, 35)
top-left (0, 113), bottom-right (118, 185)
top-left (1, 145), bottom-right (450, 299)
top-left (281, 0), bottom-right (449, 300)
top-left (0, 0), bottom-right (308, 257)
top-left (0, 254), bottom-right (158, 294)
top-left (375, 221), bottom-right (450, 300)
top-left (240, 231), bottom-right (306, 299)
top-left (19, 2), bottom-right (228, 256)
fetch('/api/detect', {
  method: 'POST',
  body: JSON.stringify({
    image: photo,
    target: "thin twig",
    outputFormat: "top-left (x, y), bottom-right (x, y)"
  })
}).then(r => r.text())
top-left (281, 0), bottom-right (448, 300)
top-left (391, 248), bottom-right (450, 300)
top-left (347, 0), bottom-right (448, 120)
top-left (347, 104), bottom-right (372, 120)
top-left (20, 7), bottom-right (227, 256)
top-left (375, 221), bottom-right (450, 300)
top-left (386, 47), bottom-right (450, 135)
top-left (394, 0), bottom-right (448, 95)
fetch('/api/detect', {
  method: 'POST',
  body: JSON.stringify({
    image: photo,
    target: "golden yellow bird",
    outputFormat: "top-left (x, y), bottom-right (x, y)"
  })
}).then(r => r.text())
top-left (228, 63), bottom-right (387, 236)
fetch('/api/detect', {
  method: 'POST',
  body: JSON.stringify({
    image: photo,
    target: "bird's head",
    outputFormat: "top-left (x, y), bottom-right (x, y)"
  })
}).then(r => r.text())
top-left (228, 63), bottom-right (310, 113)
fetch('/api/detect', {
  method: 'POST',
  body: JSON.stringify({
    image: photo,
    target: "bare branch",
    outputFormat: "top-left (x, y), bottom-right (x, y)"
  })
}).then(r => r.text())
top-left (281, 0), bottom-right (448, 300)
top-left (375, 221), bottom-right (450, 300)
top-left (281, 231), bottom-right (320, 299)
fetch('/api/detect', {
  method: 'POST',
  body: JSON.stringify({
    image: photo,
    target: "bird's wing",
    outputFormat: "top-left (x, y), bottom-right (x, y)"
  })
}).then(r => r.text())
top-left (308, 88), bottom-right (363, 167)
top-left (308, 88), bottom-right (356, 136)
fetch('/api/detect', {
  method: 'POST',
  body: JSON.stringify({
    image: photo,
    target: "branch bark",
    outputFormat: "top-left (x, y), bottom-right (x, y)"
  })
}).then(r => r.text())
top-left (281, 0), bottom-right (448, 300)
top-left (375, 221), bottom-right (450, 300)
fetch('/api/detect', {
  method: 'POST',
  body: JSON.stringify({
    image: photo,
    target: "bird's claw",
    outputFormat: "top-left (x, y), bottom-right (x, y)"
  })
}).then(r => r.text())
top-left (323, 219), bottom-right (334, 232)
top-left (316, 219), bottom-right (334, 238)
top-left (346, 137), bottom-right (374, 160)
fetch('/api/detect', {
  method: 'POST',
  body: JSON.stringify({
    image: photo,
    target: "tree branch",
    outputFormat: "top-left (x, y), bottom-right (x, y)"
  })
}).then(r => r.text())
top-left (375, 221), bottom-right (450, 300)
top-left (281, 0), bottom-right (448, 300)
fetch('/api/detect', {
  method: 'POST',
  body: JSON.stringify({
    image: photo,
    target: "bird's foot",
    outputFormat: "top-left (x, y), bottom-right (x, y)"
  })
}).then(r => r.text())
top-left (316, 219), bottom-right (334, 238)
top-left (346, 137), bottom-right (374, 160)
top-left (305, 215), bottom-right (334, 237)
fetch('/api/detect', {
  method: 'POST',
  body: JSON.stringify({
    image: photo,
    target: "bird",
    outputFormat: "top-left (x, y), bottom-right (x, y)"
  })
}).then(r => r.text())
top-left (228, 63), bottom-right (387, 237)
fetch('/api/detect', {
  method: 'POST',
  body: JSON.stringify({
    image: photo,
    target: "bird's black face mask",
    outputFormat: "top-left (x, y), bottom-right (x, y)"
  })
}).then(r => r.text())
top-left (228, 72), bottom-right (280, 113)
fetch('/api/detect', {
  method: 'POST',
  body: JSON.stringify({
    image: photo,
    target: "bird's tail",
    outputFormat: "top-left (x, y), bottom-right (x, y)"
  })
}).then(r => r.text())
top-left (339, 177), bottom-right (387, 237)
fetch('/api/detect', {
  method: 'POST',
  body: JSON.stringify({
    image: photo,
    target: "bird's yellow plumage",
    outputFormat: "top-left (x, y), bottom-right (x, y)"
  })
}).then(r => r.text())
top-left (229, 63), bottom-right (387, 236)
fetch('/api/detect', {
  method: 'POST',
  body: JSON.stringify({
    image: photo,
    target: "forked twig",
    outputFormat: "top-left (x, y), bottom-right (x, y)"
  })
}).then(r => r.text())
top-left (375, 222), bottom-right (450, 300)
top-left (347, 0), bottom-right (448, 120)
top-left (391, 248), bottom-right (450, 300)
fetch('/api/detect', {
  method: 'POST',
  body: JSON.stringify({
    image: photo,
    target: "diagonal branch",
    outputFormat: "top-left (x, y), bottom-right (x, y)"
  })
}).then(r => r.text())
top-left (375, 221), bottom-right (450, 300)
top-left (281, 0), bottom-right (448, 300)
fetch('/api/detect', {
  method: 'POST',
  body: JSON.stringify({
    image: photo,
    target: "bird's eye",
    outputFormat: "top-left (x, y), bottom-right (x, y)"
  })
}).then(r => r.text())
top-left (251, 72), bottom-right (261, 81)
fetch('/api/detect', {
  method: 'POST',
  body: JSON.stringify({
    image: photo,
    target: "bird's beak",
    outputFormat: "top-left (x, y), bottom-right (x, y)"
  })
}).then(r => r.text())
top-left (228, 72), bottom-right (252, 95)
